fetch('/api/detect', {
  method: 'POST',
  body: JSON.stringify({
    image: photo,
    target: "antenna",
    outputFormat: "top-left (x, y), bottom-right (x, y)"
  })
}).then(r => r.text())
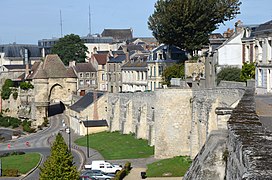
top-left (88, 4), bottom-right (91, 35)
top-left (60, 10), bottom-right (63, 37)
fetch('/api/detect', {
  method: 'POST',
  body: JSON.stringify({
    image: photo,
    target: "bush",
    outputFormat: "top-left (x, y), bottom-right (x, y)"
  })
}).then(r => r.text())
top-left (124, 162), bottom-right (132, 174)
top-left (114, 169), bottom-right (127, 180)
top-left (0, 151), bottom-right (25, 158)
top-left (216, 67), bottom-right (242, 85)
top-left (1, 79), bottom-right (14, 100)
top-left (19, 82), bottom-right (34, 90)
top-left (12, 91), bottom-right (18, 100)
top-left (2, 169), bottom-right (19, 177)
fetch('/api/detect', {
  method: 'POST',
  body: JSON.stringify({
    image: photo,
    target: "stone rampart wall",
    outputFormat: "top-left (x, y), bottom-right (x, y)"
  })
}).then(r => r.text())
top-left (108, 87), bottom-right (244, 159)
top-left (226, 89), bottom-right (272, 179)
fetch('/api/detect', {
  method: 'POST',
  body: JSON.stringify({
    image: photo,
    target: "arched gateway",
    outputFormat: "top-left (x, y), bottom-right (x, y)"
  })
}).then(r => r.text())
top-left (30, 54), bottom-right (77, 126)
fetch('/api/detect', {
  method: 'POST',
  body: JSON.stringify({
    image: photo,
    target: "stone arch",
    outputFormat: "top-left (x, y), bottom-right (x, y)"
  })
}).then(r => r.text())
top-left (47, 83), bottom-right (66, 117)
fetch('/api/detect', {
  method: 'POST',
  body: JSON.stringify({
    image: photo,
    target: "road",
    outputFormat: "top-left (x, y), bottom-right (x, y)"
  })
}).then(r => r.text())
top-left (0, 114), bottom-right (83, 180)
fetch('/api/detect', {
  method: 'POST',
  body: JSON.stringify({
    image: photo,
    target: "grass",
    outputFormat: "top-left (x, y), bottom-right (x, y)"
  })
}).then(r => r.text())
top-left (146, 156), bottom-right (192, 177)
top-left (75, 131), bottom-right (154, 160)
top-left (2, 153), bottom-right (41, 174)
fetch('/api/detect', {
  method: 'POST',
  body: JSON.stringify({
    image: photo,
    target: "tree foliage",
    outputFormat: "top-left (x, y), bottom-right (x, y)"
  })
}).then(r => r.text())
top-left (216, 67), bottom-right (242, 84)
top-left (148, 0), bottom-right (241, 54)
top-left (240, 62), bottom-right (255, 82)
top-left (162, 63), bottom-right (185, 86)
top-left (19, 81), bottom-right (34, 90)
top-left (39, 133), bottom-right (79, 180)
top-left (52, 34), bottom-right (88, 65)
top-left (1, 79), bottom-right (14, 100)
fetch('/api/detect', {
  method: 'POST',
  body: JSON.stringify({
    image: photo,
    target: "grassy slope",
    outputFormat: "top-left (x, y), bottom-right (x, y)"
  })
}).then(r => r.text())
top-left (75, 131), bottom-right (154, 160)
top-left (146, 156), bottom-right (192, 177)
top-left (2, 153), bottom-right (41, 174)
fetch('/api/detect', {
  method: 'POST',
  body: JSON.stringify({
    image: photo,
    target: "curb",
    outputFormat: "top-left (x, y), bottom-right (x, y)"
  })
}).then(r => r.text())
top-left (71, 144), bottom-right (86, 171)
top-left (20, 153), bottom-right (43, 180)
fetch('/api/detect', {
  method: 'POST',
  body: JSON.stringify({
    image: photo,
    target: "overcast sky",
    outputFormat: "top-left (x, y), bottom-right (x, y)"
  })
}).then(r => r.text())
top-left (0, 0), bottom-right (271, 44)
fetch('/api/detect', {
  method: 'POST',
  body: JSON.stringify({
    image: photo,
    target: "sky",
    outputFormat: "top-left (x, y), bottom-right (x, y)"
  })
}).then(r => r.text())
top-left (0, 0), bottom-right (271, 45)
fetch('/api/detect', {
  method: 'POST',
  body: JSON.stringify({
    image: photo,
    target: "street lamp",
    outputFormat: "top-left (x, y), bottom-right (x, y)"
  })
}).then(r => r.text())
top-left (66, 127), bottom-right (71, 152)
top-left (86, 116), bottom-right (90, 158)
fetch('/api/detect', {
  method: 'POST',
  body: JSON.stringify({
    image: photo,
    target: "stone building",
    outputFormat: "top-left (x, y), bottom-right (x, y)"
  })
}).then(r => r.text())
top-left (28, 54), bottom-right (77, 126)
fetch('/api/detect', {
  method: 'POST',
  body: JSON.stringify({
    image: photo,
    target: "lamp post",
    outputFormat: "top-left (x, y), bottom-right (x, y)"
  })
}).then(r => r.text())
top-left (86, 116), bottom-right (90, 158)
top-left (66, 127), bottom-right (71, 152)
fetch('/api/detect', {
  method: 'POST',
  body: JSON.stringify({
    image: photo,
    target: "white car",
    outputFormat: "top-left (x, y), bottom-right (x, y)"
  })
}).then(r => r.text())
top-left (84, 160), bottom-right (122, 174)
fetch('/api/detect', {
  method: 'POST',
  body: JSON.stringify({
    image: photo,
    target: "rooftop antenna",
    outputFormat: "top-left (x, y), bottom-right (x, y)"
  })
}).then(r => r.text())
top-left (88, 4), bottom-right (92, 36)
top-left (60, 10), bottom-right (63, 37)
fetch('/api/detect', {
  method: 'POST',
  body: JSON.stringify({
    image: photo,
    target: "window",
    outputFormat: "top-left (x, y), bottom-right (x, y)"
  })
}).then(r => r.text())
top-left (86, 80), bottom-right (90, 85)
top-left (79, 80), bottom-right (84, 85)
top-left (92, 80), bottom-right (95, 85)
top-left (86, 73), bottom-right (90, 78)
top-left (79, 73), bottom-right (83, 78)
top-left (159, 66), bottom-right (163, 76)
top-left (102, 65), bottom-right (105, 69)
top-left (91, 73), bottom-right (95, 78)
top-left (154, 66), bottom-right (156, 76)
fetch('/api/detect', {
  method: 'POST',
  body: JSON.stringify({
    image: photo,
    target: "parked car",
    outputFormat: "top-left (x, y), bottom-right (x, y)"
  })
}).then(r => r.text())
top-left (84, 160), bottom-right (122, 174)
top-left (80, 169), bottom-right (114, 180)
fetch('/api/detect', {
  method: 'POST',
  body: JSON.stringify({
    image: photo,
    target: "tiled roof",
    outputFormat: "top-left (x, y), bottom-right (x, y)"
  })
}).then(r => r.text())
top-left (93, 54), bottom-right (108, 65)
top-left (74, 63), bottom-right (96, 73)
top-left (32, 54), bottom-right (77, 79)
top-left (70, 92), bottom-right (104, 112)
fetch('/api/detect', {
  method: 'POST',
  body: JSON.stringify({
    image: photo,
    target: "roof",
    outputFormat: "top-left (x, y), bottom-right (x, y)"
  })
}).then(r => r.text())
top-left (70, 92), bottom-right (104, 112)
top-left (93, 54), bottom-right (108, 65)
top-left (112, 50), bottom-right (125, 55)
top-left (74, 63), bottom-right (96, 73)
top-left (126, 44), bottom-right (145, 52)
top-left (83, 120), bottom-right (108, 127)
top-left (108, 55), bottom-right (127, 63)
top-left (122, 59), bottom-right (147, 69)
top-left (255, 20), bottom-right (272, 33)
top-left (101, 29), bottom-right (133, 41)
top-left (32, 54), bottom-right (77, 79)
top-left (0, 44), bottom-right (41, 57)
top-left (3, 64), bottom-right (32, 70)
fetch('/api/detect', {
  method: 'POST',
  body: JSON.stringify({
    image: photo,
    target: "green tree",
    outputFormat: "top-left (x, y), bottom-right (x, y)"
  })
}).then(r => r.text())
top-left (52, 34), bottom-right (88, 65)
top-left (1, 79), bottom-right (14, 100)
top-left (216, 67), bottom-right (242, 84)
top-left (39, 133), bottom-right (79, 180)
top-left (240, 62), bottom-right (255, 82)
top-left (162, 63), bottom-right (185, 86)
top-left (148, 0), bottom-right (241, 55)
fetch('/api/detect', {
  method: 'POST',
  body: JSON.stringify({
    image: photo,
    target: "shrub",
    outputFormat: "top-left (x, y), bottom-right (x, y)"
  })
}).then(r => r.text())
top-left (19, 82), bottom-right (34, 90)
top-left (12, 91), bottom-right (18, 100)
top-left (1, 79), bottom-right (14, 100)
top-left (2, 169), bottom-right (19, 177)
top-left (114, 169), bottom-right (127, 180)
top-left (124, 162), bottom-right (132, 174)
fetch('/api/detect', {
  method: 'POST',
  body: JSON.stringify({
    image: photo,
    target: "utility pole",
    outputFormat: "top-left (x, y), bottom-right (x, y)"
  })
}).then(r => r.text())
top-left (86, 116), bottom-right (90, 158)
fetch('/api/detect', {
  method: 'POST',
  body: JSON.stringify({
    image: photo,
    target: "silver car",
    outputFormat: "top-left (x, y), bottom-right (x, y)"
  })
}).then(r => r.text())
top-left (80, 170), bottom-right (114, 180)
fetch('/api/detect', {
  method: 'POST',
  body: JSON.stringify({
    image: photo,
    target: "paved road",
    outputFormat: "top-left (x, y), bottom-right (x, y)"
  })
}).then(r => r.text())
top-left (0, 114), bottom-right (83, 180)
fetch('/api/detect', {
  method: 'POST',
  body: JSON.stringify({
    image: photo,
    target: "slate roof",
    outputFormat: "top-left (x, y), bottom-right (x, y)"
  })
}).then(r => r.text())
top-left (93, 54), bottom-right (108, 65)
top-left (0, 44), bottom-right (41, 57)
top-left (122, 59), bottom-right (147, 70)
top-left (255, 20), bottom-right (272, 33)
top-left (70, 92), bottom-right (104, 112)
top-left (3, 64), bottom-right (32, 70)
top-left (127, 44), bottom-right (145, 52)
top-left (101, 29), bottom-right (133, 41)
top-left (74, 63), bottom-right (96, 73)
top-left (108, 55), bottom-right (127, 63)
top-left (32, 54), bottom-right (77, 79)
top-left (112, 50), bottom-right (125, 55)
top-left (83, 120), bottom-right (108, 127)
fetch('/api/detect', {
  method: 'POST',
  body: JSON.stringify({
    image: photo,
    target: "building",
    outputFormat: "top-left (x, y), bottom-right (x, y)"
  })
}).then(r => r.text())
top-left (107, 54), bottom-right (127, 93)
top-left (101, 28), bottom-right (133, 42)
top-left (70, 61), bottom-right (97, 95)
top-left (122, 58), bottom-right (148, 92)
top-left (255, 20), bottom-right (272, 94)
top-left (147, 44), bottom-right (186, 91)
top-left (90, 53), bottom-right (109, 91)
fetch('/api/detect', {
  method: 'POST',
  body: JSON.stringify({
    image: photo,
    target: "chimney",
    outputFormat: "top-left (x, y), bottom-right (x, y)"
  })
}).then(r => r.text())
top-left (69, 61), bottom-right (76, 67)
top-left (235, 20), bottom-right (243, 34)
top-left (125, 52), bottom-right (129, 62)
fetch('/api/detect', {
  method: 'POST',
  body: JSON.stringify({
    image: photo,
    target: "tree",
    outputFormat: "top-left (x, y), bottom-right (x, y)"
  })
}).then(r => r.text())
top-left (52, 34), bottom-right (88, 65)
top-left (39, 133), bottom-right (79, 180)
top-left (162, 63), bottom-right (185, 86)
top-left (216, 67), bottom-right (242, 84)
top-left (1, 79), bottom-right (14, 100)
top-left (148, 0), bottom-right (241, 55)
top-left (240, 62), bottom-right (255, 82)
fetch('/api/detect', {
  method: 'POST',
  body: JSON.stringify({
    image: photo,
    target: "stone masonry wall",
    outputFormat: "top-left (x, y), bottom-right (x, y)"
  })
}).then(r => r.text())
top-left (108, 87), bottom-right (244, 159)
top-left (226, 89), bottom-right (272, 179)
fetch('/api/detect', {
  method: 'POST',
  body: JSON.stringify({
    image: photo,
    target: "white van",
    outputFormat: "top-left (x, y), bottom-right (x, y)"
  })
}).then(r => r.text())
top-left (84, 160), bottom-right (122, 174)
